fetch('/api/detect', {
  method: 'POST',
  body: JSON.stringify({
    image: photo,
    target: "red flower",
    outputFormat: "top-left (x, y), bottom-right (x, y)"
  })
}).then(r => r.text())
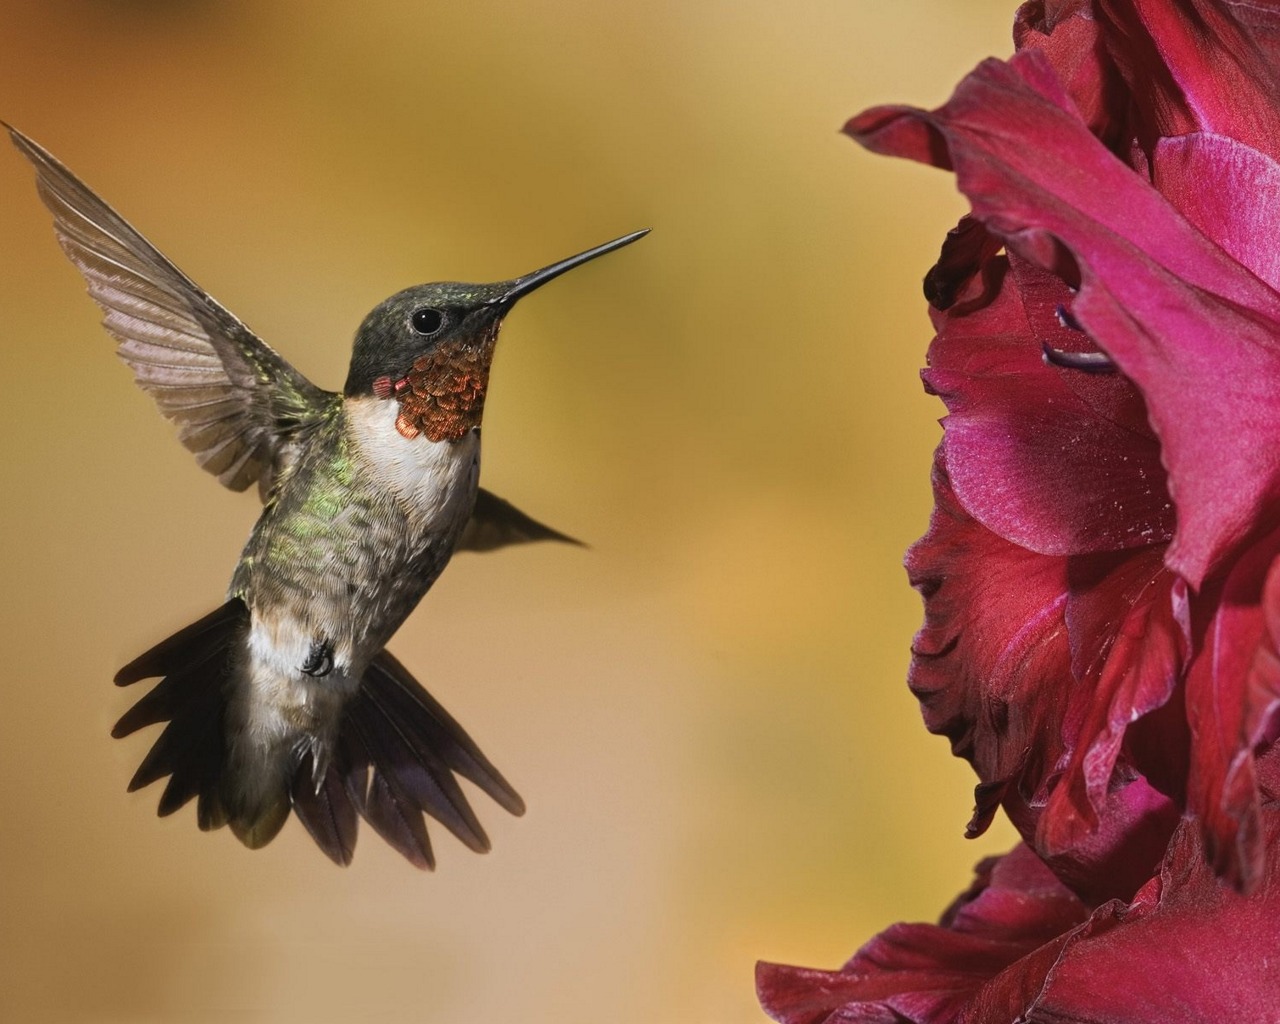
top-left (867, 0), bottom-right (1280, 890)
top-left (759, 751), bottom-right (1280, 1023)
top-left (761, 2), bottom-right (1280, 1020)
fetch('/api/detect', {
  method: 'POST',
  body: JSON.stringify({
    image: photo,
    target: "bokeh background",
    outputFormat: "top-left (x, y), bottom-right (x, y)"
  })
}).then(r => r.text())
top-left (0, 2), bottom-right (1020, 1021)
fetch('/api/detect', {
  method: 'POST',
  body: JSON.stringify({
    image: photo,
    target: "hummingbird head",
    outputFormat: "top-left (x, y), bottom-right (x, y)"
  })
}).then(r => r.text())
top-left (344, 229), bottom-right (648, 442)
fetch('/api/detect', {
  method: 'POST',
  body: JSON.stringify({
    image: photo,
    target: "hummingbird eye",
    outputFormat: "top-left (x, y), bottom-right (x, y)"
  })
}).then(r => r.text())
top-left (410, 308), bottom-right (445, 336)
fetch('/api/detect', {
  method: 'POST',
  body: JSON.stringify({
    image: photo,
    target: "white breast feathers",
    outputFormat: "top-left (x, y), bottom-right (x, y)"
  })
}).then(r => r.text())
top-left (344, 396), bottom-right (480, 524)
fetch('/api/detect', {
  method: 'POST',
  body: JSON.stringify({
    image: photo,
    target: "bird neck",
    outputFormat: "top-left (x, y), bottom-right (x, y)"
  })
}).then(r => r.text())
top-left (372, 333), bottom-right (497, 443)
top-left (343, 395), bottom-right (481, 526)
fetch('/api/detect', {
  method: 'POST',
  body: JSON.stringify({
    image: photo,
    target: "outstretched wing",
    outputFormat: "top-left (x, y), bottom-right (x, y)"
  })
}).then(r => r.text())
top-left (7, 125), bottom-right (334, 497)
top-left (456, 488), bottom-right (584, 552)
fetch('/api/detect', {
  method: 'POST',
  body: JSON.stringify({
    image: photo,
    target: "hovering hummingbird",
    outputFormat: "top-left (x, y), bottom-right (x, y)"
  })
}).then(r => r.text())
top-left (7, 124), bottom-right (646, 867)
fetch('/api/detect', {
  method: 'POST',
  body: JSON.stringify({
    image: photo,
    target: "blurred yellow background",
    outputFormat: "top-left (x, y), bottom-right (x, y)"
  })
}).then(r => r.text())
top-left (0, 2), bottom-right (1019, 1021)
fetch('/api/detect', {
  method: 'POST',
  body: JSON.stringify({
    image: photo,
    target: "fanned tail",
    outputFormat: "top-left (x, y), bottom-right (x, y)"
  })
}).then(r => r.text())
top-left (294, 649), bottom-right (525, 868)
top-left (114, 602), bottom-right (524, 867)
top-left (113, 600), bottom-right (245, 831)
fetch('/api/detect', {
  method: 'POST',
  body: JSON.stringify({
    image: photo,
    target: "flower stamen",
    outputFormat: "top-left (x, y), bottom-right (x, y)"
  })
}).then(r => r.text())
top-left (1043, 304), bottom-right (1116, 372)
top-left (1041, 343), bottom-right (1117, 372)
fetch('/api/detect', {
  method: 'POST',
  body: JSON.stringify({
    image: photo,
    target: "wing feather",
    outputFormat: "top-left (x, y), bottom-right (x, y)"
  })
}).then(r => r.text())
top-left (456, 489), bottom-right (584, 553)
top-left (7, 125), bottom-right (334, 497)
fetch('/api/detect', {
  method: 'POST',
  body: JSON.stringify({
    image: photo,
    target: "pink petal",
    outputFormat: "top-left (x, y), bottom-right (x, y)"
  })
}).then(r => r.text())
top-left (926, 253), bottom-right (1174, 558)
top-left (1184, 524), bottom-right (1280, 889)
top-left (1151, 132), bottom-right (1280, 294)
top-left (906, 452), bottom-right (1072, 838)
top-left (848, 49), bottom-right (1280, 588)
top-left (1100, 0), bottom-right (1280, 160)
top-left (757, 845), bottom-right (1087, 1024)
top-left (1018, 773), bottom-right (1280, 1021)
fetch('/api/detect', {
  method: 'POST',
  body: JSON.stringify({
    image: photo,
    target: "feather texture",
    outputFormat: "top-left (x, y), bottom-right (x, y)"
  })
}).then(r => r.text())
top-left (292, 752), bottom-right (359, 867)
top-left (6, 125), bottom-right (332, 498)
top-left (360, 649), bottom-right (525, 817)
top-left (335, 649), bottom-right (525, 868)
top-left (456, 488), bottom-right (584, 552)
top-left (115, 602), bottom-right (523, 867)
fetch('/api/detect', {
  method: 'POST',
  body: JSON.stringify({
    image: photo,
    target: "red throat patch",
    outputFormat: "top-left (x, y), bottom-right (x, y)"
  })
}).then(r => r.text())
top-left (390, 336), bottom-right (496, 442)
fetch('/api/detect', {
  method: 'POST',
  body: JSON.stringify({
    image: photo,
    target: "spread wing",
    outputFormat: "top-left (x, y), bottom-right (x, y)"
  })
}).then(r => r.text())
top-left (7, 124), bottom-right (334, 497)
top-left (456, 489), bottom-right (584, 552)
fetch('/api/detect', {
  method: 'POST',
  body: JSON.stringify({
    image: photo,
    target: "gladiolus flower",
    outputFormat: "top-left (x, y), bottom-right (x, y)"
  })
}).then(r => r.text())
top-left (759, 751), bottom-right (1280, 1023)
top-left (868, 0), bottom-right (1280, 892)
top-left (762, 2), bottom-right (1280, 1020)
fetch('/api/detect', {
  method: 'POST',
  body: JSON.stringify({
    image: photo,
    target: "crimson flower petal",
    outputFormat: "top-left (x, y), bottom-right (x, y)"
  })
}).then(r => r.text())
top-left (990, 767), bottom-right (1280, 1022)
top-left (1183, 524), bottom-right (1280, 888)
top-left (926, 254), bottom-right (1173, 558)
top-left (1098, 0), bottom-right (1280, 161)
top-left (872, 48), bottom-right (1280, 880)
top-left (849, 48), bottom-right (1280, 591)
top-left (757, 845), bottom-right (1088, 1024)
top-left (868, 20), bottom-right (1280, 885)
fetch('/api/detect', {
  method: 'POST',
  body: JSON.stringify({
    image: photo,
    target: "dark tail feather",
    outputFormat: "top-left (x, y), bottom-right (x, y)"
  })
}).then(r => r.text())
top-left (115, 602), bottom-right (523, 868)
top-left (114, 599), bottom-right (244, 832)
top-left (362, 650), bottom-right (526, 816)
top-left (115, 600), bottom-right (245, 686)
top-left (456, 488), bottom-right (585, 552)
top-left (291, 750), bottom-right (359, 867)
top-left (343, 709), bottom-right (436, 869)
top-left (337, 650), bottom-right (526, 869)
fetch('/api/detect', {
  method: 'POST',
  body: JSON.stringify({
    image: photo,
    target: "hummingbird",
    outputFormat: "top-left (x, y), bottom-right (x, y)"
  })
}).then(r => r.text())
top-left (7, 124), bottom-right (647, 867)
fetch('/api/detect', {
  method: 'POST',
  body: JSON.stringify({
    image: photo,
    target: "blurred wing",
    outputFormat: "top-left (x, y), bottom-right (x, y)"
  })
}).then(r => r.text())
top-left (456, 488), bottom-right (584, 553)
top-left (8, 125), bottom-right (334, 497)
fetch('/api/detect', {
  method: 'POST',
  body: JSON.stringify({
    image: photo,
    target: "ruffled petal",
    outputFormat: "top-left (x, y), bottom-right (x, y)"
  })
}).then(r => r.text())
top-left (1037, 547), bottom-right (1185, 854)
top-left (908, 448), bottom-right (1187, 878)
top-left (1184, 524), bottom-right (1280, 889)
top-left (849, 47), bottom-right (1280, 590)
top-left (757, 845), bottom-right (1088, 1024)
top-left (906, 452), bottom-right (1072, 838)
top-left (1099, 0), bottom-right (1280, 161)
top-left (925, 253), bottom-right (1174, 558)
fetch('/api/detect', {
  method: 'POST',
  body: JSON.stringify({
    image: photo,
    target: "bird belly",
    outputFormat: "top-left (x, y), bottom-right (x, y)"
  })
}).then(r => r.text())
top-left (213, 623), bottom-right (359, 842)
top-left (234, 401), bottom-right (479, 669)
top-left (337, 396), bottom-right (481, 652)
top-left (224, 527), bottom-right (455, 830)
top-left (222, 399), bottom-right (480, 828)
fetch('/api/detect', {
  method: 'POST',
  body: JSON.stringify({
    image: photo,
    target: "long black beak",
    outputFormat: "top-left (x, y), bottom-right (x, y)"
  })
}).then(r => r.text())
top-left (498, 229), bottom-right (649, 304)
